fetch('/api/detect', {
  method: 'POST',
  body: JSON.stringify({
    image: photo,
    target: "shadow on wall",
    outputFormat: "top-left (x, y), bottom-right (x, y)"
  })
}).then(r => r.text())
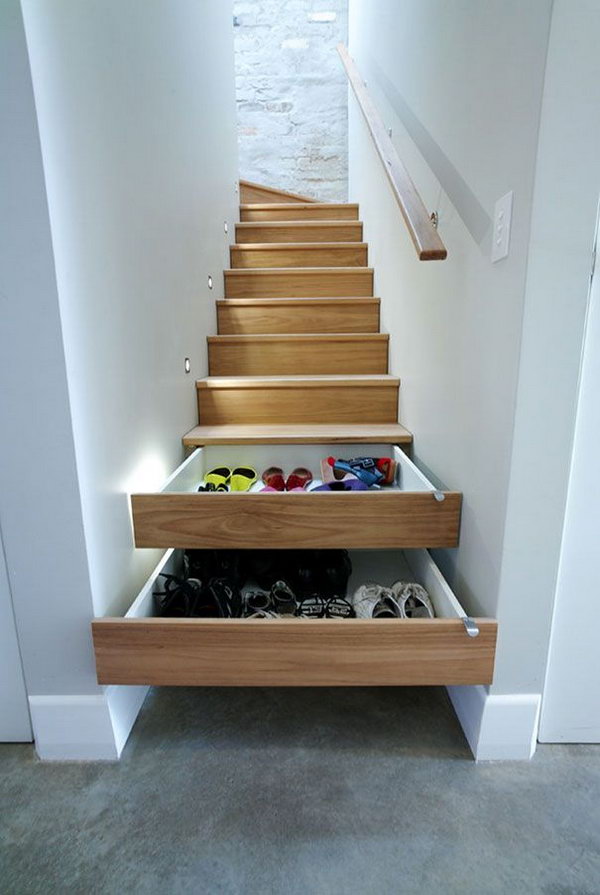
top-left (234, 0), bottom-right (348, 202)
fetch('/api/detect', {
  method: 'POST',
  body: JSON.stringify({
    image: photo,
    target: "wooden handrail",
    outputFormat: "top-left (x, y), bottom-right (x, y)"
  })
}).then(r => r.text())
top-left (337, 44), bottom-right (447, 261)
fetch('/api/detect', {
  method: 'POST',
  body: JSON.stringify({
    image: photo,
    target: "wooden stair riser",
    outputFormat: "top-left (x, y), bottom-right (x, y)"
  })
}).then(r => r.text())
top-left (224, 268), bottom-right (374, 298)
top-left (235, 222), bottom-right (364, 244)
top-left (240, 203), bottom-right (359, 222)
top-left (217, 298), bottom-right (380, 334)
top-left (197, 378), bottom-right (399, 425)
top-left (208, 334), bottom-right (389, 376)
top-left (230, 243), bottom-right (368, 269)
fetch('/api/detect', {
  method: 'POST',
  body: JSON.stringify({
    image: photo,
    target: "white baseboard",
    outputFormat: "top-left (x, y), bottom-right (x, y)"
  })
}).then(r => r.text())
top-left (447, 685), bottom-right (541, 761)
top-left (538, 725), bottom-right (600, 743)
top-left (29, 685), bottom-right (148, 761)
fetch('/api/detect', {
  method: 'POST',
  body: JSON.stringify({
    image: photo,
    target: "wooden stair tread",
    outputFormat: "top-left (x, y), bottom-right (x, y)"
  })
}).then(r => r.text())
top-left (183, 423), bottom-right (413, 446)
top-left (218, 297), bottom-right (379, 305)
top-left (240, 203), bottom-right (359, 213)
top-left (225, 267), bottom-right (374, 275)
top-left (231, 242), bottom-right (368, 250)
top-left (207, 333), bottom-right (388, 342)
top-left (196, 375), bottom-right (399, 389)
top-left (236, 221), bottom-right (363, 228)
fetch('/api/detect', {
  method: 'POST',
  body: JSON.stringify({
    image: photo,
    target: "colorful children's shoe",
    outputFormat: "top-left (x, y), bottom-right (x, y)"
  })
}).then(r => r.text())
top-left (320, 457), bottom-right (357, 484)
top-left (230, 466), bottom-right (257, 492)
top-left (261, 466), bottom-right (285, 491)
top-left (198, 466), bottom-right (231, 492)
top-left (285, 467), bottom-right (313, 491)
top-left (310, 479), bottom-right (369, 492)
top-left (333, 457), bottom-right (383, 487)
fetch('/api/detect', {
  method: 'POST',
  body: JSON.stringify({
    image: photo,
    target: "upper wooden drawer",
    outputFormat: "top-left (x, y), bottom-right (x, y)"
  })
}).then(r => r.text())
top-left (130, 444), bottom-right (461, 550)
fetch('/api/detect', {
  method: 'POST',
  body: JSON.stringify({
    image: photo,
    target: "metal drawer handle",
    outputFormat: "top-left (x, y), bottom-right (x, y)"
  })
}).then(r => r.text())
top-left (463, 617), bottom-right (480, 638)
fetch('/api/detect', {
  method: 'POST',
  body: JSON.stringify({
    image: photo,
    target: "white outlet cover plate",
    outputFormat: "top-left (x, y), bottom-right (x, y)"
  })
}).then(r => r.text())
top-left (491, 191), bottom-right (513, 263)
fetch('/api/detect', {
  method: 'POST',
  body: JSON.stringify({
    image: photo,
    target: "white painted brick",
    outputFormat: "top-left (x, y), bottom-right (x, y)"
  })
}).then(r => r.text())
top-left (234, 0), bottom-right (348, 201)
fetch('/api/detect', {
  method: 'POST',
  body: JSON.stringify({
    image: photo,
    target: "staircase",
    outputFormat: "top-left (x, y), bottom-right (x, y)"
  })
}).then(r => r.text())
top-left (185, 182), bottom-right (413, 447)
top-left (92, 159), bottom-right (496, 693)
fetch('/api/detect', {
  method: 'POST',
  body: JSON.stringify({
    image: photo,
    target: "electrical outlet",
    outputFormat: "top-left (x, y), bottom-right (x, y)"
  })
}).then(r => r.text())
top-left (491, 191), bottom-right (513, 263)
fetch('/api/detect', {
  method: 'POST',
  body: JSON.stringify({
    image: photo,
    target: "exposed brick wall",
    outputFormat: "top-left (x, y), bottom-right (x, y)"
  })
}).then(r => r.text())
top-left (234, 0), bottom-right (348, 202)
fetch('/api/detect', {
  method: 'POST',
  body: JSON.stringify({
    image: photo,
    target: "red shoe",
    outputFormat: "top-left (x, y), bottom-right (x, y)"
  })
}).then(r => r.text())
top-left (261, 466), bottom-right (285, 491)
top-left (285, 467), bottom-right (313, 491)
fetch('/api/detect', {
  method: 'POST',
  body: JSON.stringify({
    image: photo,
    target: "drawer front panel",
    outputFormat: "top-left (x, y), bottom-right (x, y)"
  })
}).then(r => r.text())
top-left (92, 617), bottom-right (497, 687)
top-left (131, 491), bottom-right (462, 549)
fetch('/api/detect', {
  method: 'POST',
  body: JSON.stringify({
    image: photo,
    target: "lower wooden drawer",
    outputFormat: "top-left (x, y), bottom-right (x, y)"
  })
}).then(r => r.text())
top-left (92, 549), bottom-right (497, 687)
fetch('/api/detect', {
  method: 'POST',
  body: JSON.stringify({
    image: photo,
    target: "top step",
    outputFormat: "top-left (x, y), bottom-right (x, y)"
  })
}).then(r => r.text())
top-left (240, 203), bottom-right (359, 222)
top-left (239, 180), bottom-right (317, 204)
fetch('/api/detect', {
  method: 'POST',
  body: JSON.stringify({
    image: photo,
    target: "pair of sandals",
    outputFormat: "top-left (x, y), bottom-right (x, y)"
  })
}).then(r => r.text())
top-left (154, 573), bottom-right (242, 618)
top-left (198, 466), bottom-right (257, 493)
top-left (321, 456), bottom-right (397, 488)
top-left (245, 582), bottom-right (355, 619)
top-left (353, 581), bottom-right (435, 619)
top-left (261, 466), bottom-right (313, 492)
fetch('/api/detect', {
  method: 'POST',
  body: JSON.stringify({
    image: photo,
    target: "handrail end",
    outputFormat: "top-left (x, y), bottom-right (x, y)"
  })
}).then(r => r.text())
top-left (419, 247), bottom-right (448, 262)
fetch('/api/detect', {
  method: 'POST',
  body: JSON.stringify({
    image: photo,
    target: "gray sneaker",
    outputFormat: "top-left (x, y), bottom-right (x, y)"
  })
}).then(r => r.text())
top-left (391, 581), bottom-right (435, 618)
top-left (352, 582), bottom-right (403, 618)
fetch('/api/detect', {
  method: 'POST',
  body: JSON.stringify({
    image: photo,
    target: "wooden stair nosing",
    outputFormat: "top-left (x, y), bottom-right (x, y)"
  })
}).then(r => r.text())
top-left (196, 374), bottom-right (399, 389)
top-left (182, 423), bottom-right (413, 446)
top-left (224, 266), bottom-right (374, 276)
top-left (216, 297), bottom-right (380, 307)
top-left (216, 295), bottom-right (381, 308)
top-left (207, 333), bottom-right (388, 344)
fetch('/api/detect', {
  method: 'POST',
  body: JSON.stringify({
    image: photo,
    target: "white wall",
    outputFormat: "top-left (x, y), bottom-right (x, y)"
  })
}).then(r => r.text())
top-left (234, 0), bottom-right (348, 201)
top-left (491, 0), bottom-right (600, 700)
top-left (348, 0), bottom-right (552, 620)
top-left (21, 0), bottom-right (239, 620)
top-left (539, 216), bottom-right (600, 743)
top-left (0, 0), bottom-right (238, 757)
top-left (348, 0), bottom-right (600, 757)
top-left (0, 0), bottom-right (100, 708)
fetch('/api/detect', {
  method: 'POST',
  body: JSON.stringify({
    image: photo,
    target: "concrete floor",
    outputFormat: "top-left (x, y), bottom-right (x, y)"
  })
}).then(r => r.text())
top-left (1, 687), bottom-right (599, 895)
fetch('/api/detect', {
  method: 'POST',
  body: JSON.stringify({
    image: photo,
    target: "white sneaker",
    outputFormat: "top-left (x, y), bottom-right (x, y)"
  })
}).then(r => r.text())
top-left (391, 581), bottom-right (435, 618)
top-left (352, 582), bottom-right (403, 618)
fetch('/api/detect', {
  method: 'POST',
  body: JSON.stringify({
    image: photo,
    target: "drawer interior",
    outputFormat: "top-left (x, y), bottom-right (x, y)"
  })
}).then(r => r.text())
top-left (161, 443), bottom-right (440, 495)
top-left (124, 548), bottom-right (466, 623)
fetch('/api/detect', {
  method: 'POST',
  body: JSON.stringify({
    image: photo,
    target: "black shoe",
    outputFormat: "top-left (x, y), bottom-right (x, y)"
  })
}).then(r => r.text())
top-left (324, 596), bottom-right (355, 619)
top-left (270, 579), bottom-right (297, 615)
top-left (184, 550), bottom-right (247, 588)
top-left (318, 550), bottom-right (352, 597)
top-left (154, 573), bottom-right (204, 617)
top-left (295, 594), bottom-right (326, 618)
top-left (243, 589), bottom-right (273, 617)
top-left (287, 550), bottom-right (319, 598)
top-left (206, 577), bottom-right (243, 618)
top-left (245, 550), bottom-right (280, 589)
